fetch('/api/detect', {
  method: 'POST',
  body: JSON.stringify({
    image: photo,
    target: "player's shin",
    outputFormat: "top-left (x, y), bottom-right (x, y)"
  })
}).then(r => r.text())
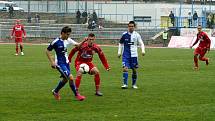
top-left (123, 72), bottom-right (128, 85)
top-left (75, 75), bottom-right (82, 91)
top-left (69, 79), bottom-right (78, 96)
top-left (94, 74), bottom-right (100, 91)
top-left (132, 73), bottom-right (137, 86)
top-left (16, 44), bottom-right (18, 54)
top-left (20, 44), bottom-right (23, 52)
top-left (194, 56), bottom-right (198, 67)
top-left (54, 80), bottom-right (67, 93)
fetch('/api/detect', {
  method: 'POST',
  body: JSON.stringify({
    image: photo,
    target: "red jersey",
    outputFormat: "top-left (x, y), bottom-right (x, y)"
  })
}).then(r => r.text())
top-left (68, 42), bottom-right (109, 69)
top-left (11, 24), bottom-right (26, 38)
top-left (192, 31), bottom-right (211, 49)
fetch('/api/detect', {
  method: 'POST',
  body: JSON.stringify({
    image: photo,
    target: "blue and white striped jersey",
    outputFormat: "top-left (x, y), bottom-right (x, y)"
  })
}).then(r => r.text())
top-left (47, 38), bottom-right (77, 64)
top-left (118, 31), bottom-right (145, 58)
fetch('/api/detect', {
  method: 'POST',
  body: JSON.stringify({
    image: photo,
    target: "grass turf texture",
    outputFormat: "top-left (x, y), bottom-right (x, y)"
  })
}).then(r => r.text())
top-left (0, 44), bottom-right (215, 121)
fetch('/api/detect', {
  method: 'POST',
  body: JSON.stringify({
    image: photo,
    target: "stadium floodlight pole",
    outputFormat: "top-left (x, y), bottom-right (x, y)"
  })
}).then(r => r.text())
top-left (85, 1), bottom-right (87, 12)
top-left (192, 0), bottom-right (194, 15)
top-left (27, 0), bottom-right (30, 14)
top-left (179, 0), bottom-right (183, 28)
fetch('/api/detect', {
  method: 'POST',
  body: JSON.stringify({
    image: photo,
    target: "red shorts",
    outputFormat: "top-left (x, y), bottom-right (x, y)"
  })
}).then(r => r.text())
top-left (194, 47), bottom-right (207, 57)
top-left (15, 38), bottom-right (23, 43)
top-left (75, 61), bottom-right (95, 72)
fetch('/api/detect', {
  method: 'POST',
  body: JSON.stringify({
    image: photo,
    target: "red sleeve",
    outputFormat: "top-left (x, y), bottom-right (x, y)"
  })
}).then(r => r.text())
top-left (95, 45), bottom-right (109, 69)
top-left (11, 26), bottom-right (15, 36)
top-left (68, 47), bottom-right (79, 63)
top-left (22, 25), bottom-right (26, 36)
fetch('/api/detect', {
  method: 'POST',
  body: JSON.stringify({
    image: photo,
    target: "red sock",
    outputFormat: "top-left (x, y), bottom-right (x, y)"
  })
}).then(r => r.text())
top-left (75, 75), bottom-right (82, 90)
top-left (94, 74), bottom-right (100, 91)
top-left (16, 44), bottom-right (18, 53)
top-left (194, 56), bottom-right (198, 67)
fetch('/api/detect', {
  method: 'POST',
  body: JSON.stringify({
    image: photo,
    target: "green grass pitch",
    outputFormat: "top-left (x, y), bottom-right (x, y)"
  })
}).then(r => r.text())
top-left (0, 44), bottom-right (215, 121)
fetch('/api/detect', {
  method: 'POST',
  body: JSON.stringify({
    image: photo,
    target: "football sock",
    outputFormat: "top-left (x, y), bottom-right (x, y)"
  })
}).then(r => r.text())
top-left (94, 74), bottom-right (100, 91)
top-left (123, 72), bottom-right (128, 85)
top-left (69, 80), bottom-right (77, 96)
top-left (16, 44), bottom-right (18, 53)
top-left (20, 45), bottom-right (23, 52)
top-left (54, 80), bottom-right (66, 93)
top-left (75, 75), bottom-right (82, 90)
top-left (132, 73), bottom-right (137, 85)
top-left (194, 56), bottom-right (198, 67)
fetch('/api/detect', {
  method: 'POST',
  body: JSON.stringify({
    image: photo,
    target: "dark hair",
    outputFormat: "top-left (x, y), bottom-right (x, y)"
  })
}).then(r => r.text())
top-left (128, 21), bottom-right (136, 27)
top-left (197, 25), bottom-right (202, 28)
top-left (88, 33), bottom-right (95, 37)
top-left (61, 26), bottom-right (71, 34)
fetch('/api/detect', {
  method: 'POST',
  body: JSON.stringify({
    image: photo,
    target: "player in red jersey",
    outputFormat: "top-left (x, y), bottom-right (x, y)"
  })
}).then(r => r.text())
top-left (11, 19), bottom-right (26, 56)
top-left (190, 25), bottom-right (211, 70)
top-left (68, 33), bottom-right (110, 96)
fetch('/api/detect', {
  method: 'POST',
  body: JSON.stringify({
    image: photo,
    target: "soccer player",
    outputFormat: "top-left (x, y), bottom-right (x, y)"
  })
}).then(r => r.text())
top-left (68, 33), bottom-right (110, 96)
top-left (46, 26), bottom-right (85, 101)
top-left (118, 21), bottom-right (145, 89)
top-left (190, 25), bottom-right (211, 70)
top-left (11, 19), bottom-right (26, 56)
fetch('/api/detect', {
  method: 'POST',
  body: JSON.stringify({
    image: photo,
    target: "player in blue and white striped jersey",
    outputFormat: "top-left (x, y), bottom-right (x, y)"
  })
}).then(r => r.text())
top-left (46, 26), bottom-right (85, 101)
top-left (118, 21), bottom-right (145, 89)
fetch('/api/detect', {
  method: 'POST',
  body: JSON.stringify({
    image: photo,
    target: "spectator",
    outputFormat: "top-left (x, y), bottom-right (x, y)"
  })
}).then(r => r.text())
top-left (169, 11), bottom-right (175, 26)
top-left (9, 5), bottom-right (14, 18)
top-left (76, 10), bottom-right (81, 24)
top-left (207, 13), bottom-right (213, 28)
top-left (88, 20), bottom-right (97, 31)
top-left (193, 11), bottom-right (198, 27)
top-left (188, 12), bottom-right (192, 28)
top-left (162, 30), bottom-right (168, 47)
top-left (82, 10), bottom-right (88, 24)
top-left (27, 14), bottom-right (31, 23)
top-left (92, 11), bottom-right (98, 24)
top-left (35, 14), bottom-right (40, 24)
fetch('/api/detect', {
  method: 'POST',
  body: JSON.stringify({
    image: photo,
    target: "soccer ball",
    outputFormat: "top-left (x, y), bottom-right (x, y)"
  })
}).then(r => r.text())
top-left (79, 63), bottom-right (90, 74)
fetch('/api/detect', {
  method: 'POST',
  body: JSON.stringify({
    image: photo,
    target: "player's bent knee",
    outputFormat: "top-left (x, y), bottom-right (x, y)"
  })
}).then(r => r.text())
top-left (69, 75), bottom-right (74, 80)
top-left (90, 67), bottom-right (99, 75)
